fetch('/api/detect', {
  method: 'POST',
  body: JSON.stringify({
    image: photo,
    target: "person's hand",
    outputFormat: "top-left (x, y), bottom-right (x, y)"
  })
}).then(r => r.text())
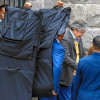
top-left (24, 2), bottom-right (32, 8)
top-left (0, 7), bottom-right (5, 21)
top-left (52, 90), bottom-right (57, 96)
top-left (0, 13), bottom-right (5, 21)
top-left (56, 1), bottom-right (64, 8)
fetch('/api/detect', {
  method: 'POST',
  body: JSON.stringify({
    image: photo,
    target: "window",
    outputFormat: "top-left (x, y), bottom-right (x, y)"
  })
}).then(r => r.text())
top-left (3, 0), bottom-right (25, 7)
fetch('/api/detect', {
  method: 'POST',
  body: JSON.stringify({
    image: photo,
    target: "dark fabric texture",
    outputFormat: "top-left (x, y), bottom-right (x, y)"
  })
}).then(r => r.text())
top-left (0, 6), bottom-right (42, 59)
top-left (32, 7), bottom-right (71, 97)
top-left (0, 6), bottom-right (42, 100)
top-left (59, 30), bottom-right (85, 86)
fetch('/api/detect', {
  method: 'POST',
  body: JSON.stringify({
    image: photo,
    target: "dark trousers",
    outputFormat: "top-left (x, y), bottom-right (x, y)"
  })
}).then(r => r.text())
top-left (58, 76), bottom-right (76, 100)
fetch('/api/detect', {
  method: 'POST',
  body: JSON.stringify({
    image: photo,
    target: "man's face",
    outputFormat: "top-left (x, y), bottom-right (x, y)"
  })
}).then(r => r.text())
top-left (57, 33), bottom-right (65, 42)
top-left (0, 7), bottom-right (5, 21)
top-left (73, 29), bottom-right (86, 39)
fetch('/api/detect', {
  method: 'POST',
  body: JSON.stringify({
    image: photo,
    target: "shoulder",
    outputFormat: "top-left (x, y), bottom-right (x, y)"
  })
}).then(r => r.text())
top-left (53, 39), bottom-right (64, 50)
top-left (79, 55), bottom-right (93, 65)
top-left (63, 30), bottom-right (71, 40)
top-left (79, 37), bottom-right (82, 41)
top-left (61, 30), bottom-right (72, 45)
top-left (53, 43), bottom-right (65, 54)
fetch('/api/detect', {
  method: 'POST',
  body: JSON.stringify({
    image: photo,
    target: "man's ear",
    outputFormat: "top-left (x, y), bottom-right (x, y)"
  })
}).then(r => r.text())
top-left (91, 44), bottom-right (94, 49)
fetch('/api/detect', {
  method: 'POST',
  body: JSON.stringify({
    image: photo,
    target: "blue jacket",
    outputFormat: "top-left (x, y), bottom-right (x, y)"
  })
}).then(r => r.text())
top-left (39, 39), bottom-right (65, 100)
top-left (52, 39), bottom-right (65, 94)
top-left (74, 52), bottom-right (100, 100)
top-left (32, 7), bottom-right (71, 97)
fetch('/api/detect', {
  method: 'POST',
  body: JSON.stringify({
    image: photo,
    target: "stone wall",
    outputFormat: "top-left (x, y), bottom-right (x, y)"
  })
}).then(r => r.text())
top-left (26, 0), bottom-right (59, 9)
top-left (0, 0), bottom-right (4, 5)
top-left (26, 0), bottom-right (100, 52)
top-left (61, 0), bottom-right (100, 51)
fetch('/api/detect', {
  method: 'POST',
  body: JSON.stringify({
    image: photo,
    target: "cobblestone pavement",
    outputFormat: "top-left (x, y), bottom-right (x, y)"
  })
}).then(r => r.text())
top-left (32, 97), bottom-right (38, 100)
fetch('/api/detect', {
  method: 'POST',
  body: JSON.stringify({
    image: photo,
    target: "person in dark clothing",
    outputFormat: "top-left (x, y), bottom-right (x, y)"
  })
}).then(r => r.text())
top-left (59, 19), bottom-right (87, 100)
top-left (39, 32), bottom-right (65, 100)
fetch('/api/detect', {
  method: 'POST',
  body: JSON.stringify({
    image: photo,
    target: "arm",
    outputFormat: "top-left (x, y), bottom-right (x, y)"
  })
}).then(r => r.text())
top-left (79, 38), bottom-right (86, 57)
top-left (74, 61), bottom-right (82, 100)
top-left (52, 41), bottom-right (65, 95)
top-left (61, 39), bottom-right (78, 70)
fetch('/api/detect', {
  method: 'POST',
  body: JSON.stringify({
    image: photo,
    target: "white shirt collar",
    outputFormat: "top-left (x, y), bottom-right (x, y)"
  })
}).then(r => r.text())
top-left (0, 19), bottom-right (2, 22)
top-left (70, 30), bottom-right (78, 42)
top-left (56, 39), bottom-right (60, 43)
top-left (70, 30), bottom-right (76, 39)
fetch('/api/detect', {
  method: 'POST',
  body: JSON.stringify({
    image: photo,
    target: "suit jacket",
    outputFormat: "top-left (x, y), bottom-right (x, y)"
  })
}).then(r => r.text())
top-left (74, 52), bottom-right (100, 100)
top-left (60, 30), bottom-right (85, 86)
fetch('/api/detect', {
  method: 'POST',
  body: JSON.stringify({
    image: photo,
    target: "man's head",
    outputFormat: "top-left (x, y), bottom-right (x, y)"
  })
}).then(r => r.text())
top-left (91, 35), bottom-right (100, 52)
top-left (0, 5), bottom-right (6, 21)
top-left (57, 33), bottom-right (65, 42)
top-left (71, 19), bottom-right (87, 39)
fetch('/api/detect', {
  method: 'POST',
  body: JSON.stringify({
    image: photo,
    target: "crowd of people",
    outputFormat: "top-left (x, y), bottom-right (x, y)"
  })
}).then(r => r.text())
top-left (0, 1), bottom-right (100, 100)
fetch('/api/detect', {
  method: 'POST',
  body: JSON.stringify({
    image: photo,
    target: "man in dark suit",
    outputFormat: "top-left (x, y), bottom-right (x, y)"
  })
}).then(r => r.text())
top-left (74, 35), bottom-right (100, 100)
top-left (59, 19), bottom-right (87, 100)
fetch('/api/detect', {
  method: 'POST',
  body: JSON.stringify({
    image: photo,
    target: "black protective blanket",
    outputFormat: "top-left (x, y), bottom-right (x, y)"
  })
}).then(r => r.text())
top-left (0, 6), bottom-right (42, 100)
top-left (32, 7), bottom-right (71, 97)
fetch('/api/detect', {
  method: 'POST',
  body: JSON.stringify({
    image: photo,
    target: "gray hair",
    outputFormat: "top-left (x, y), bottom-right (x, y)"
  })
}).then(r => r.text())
top-left (70, 19), bottom-right (87, 31)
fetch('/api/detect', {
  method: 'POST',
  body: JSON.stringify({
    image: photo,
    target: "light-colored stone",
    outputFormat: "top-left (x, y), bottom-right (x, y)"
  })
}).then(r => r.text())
top-left (0, 0), bottom-right (4, 5)
top-left (82, 28), bottom-right (100, 50)
top-left (32, 97), bottom-right (38, 100)
top-left (43, 0), bottom-right (59, 8)
top-left (64, 4), bottom-right (75, 25)
top-left (86, 4), bottom-right (100, 27)
top-left (26, 0), bottom-right (60, 9)
top-left (74, 4), bottom-right (86, 20)
top-left (62, 0), bottom-right (100, 4)
top-left (62, 0), bottom-right (92, 4)
top-left (26, 0), bottom-right (42, 9)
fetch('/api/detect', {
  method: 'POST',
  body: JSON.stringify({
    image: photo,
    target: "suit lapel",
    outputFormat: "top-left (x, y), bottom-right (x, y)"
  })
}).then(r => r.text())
top-left (78, 38), bottom-right (82, 57)
top-left (67, 30), bottom-right (76, 51)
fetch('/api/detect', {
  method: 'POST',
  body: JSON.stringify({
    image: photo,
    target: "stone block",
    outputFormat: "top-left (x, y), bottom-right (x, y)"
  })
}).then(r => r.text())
top-left (74, 4), bottom-right (86, 20)
top-left (82, 28), bottom-right (100, 49)
top-left (62, 0), bottom-right (100, 4)
top-left (64, 4), bottom-right (75, 26)
top-left (43, 0), bottom-right (58, 8)
top-left (27, 0), bottom-right (42, 9)
top-left (0, 0), bottom-right (4, 5)
top-left (86, 4), bottom-right (100, 27)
